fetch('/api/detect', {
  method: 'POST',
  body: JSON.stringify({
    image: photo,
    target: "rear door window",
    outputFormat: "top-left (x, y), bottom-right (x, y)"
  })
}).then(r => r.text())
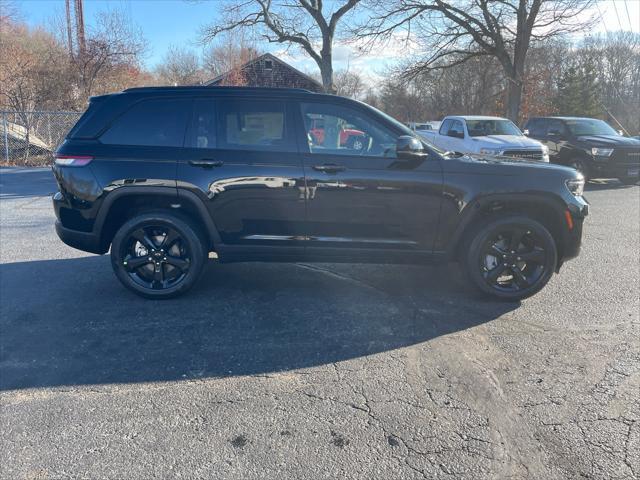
top-left (100, 98), bottom-right (191, 147)
top-left (217, 99), bottom-right (295, 152)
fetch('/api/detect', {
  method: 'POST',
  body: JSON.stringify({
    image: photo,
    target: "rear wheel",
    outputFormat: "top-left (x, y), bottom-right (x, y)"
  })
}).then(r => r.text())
top-left (464, 216), bottom-right (557, 300)
top-left (110, 212), bottom-right (206, 299)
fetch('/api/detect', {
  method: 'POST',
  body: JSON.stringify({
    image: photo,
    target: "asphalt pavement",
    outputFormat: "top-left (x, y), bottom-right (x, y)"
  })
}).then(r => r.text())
top-left (1, 167), bottom-right (638, 479)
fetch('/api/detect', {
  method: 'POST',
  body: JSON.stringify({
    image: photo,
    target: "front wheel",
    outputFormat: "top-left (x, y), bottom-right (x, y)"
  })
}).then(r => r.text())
top-left (568, 158), bottom-right (590, 182)
top-left (619, 176), bottom-right (639, 185)
top-left (464, 216), bottom-right (558, 300)
top-left (110, 212), bottom-right (206, 299)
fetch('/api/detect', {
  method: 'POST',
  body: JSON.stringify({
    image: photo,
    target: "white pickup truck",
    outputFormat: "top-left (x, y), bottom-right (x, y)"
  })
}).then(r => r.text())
top-left (418, 115), bottom-right (549, 162)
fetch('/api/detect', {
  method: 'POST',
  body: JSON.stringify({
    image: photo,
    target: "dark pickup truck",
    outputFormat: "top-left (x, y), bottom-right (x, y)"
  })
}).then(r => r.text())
top-left (523, 116), bottom-right (640, 184)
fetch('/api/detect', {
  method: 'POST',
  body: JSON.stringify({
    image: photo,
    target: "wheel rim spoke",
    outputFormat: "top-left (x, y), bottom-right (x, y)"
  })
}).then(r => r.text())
top-left (508, 228), bottom-right (525, 252)
top-left (160, 229), bottom-right (180, 249)
top-left (164, 255), bottom-right (189, 272)
top-left (488, 244), bottom-right (505, 258)
top-left (153, 263), bottom-right (164, 287)
top-left (511, 266), bottom-right (530, 289)
top-left (124, 255), bottom-right (151, 271)
top-left (131, 228), bottom-right (156, 250)
top-left (519, 247), bottom-right (545, 264)
top-left (486, 265), bottom-right (507, 284)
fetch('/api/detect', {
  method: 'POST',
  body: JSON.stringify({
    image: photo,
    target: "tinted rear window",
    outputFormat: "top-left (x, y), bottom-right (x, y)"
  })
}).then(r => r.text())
top-left (218, 99), bottom-right (294, 151)
top-left (100, 98), bottom-right (191, 147)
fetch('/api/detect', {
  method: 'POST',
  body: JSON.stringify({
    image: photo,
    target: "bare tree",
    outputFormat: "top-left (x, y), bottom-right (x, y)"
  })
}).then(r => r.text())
top-left (156, 45), bottom-right (204, 85)
top-left (202, 33), bottom-right (260, 85)
top-left (361, 0), bottom-right (597, 121)
top-left (70, 9), bottom-right (147, 104)
top-left (200, 0), bottom-right (361, 93)
top-left (334, 69), bottom-right (366, 99)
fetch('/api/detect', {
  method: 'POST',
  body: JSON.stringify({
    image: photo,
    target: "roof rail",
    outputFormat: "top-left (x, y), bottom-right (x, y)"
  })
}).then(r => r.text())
top-left (122, 85), bottom-right (313, 94)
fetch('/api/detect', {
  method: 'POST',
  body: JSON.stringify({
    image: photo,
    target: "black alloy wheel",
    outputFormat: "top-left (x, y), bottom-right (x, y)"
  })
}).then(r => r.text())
top-left (480, 228), bottom-right (547, 292)
top-left (122, 225), bottom-right (191, 290)
top-left (111, 213), bottom-right (206, 298)
top-left (465, 216), bottom-right (557, 300)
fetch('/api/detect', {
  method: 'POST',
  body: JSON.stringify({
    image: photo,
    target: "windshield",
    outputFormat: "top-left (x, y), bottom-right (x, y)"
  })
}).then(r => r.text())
top-left (466, 119), bottom-right (522, 137)
top-left (565, 119), bottom-right (618, 136)
top-left (365, 104), bottom-right (448, 155)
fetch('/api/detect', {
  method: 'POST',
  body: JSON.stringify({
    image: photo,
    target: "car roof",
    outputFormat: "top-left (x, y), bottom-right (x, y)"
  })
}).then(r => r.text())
top-left (122, 85), bottom-right (314, 95)
top-left (447, 115), bottom-right (509, 121)
top-left (528, 116), bottom-right (601, 121)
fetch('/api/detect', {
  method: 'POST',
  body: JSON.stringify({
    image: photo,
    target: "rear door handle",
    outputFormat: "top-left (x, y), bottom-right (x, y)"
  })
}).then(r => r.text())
top-left (188, 159), bottom-right (224, 168)
top-left (312, 164), bottom-right (346, 173)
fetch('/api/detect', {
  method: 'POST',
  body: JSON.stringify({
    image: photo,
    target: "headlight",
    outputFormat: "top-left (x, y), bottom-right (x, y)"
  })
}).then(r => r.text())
top-left (591, 147), bottom-right (613, 157)
top-left (480, 148), bottom-right (502, 155)
top-left (565, 177), bottom-right (585, 196)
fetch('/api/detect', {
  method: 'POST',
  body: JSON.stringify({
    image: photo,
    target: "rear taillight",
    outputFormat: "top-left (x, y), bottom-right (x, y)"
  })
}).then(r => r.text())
top-left (54, 155), bottom-right (93, 167)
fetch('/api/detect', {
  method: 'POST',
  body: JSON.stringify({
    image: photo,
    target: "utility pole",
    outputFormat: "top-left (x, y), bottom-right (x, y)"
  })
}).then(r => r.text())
top-left (65, 0), bottom-right (74, 59)
top-left (74, 0), bottom-right (86, 56)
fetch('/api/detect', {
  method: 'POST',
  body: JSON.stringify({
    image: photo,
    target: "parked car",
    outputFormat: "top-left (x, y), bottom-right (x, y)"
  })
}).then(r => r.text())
top-left (523, 116), bottom-right (640, 184)
top-left (308, 116), bottom-right (366, 150)
top-left (52, 86), bottom-right (588, 300)
top-left (419, 115), bottom-right (549, 162)
top-left (407, 121), bottom-right (441, 132)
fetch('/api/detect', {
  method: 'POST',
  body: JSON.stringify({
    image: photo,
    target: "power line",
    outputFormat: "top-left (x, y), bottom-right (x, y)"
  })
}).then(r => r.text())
top-left (595, 2), bottom-right (609, 34)
top-left (612, 0), bottom-right (624, 32)
top-left (623, 0), bottom-right (635, 32)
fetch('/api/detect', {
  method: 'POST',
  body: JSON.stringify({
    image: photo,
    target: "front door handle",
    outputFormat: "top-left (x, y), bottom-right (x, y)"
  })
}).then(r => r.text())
top-left (188, 159), bottom-right (224, 168)
top-left (312, 163), bottom-right (345, 173)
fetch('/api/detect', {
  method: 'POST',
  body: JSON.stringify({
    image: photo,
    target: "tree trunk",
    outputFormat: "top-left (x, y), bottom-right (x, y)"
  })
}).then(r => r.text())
top-left (318, 55), bottom-right (336, 94)
top-left (506, 79), bottom-right (522, 122)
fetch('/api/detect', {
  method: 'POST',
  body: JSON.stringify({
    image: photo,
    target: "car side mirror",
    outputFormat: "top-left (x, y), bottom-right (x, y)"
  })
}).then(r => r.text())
top-left (448, 130), bottom-right (464, 139)
top-left (523, 129), bottom-right (530, 136)
top-left (396, 136), bottom-right (426, 160)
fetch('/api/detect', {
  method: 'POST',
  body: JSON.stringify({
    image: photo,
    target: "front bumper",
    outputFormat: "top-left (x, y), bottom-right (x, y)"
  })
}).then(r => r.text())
top-left (561, 200), bottom-right (589, 264)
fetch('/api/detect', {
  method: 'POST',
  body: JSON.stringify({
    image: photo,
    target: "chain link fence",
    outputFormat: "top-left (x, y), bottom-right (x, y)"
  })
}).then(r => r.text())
top-left (1, 111), bottom-right (82, 166)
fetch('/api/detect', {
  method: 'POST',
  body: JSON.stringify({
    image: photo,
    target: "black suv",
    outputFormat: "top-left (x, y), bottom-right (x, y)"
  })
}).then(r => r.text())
top-left (53, 86), bottom-right (588, 300)
top-left (523, 116), bottom-right (640, 184)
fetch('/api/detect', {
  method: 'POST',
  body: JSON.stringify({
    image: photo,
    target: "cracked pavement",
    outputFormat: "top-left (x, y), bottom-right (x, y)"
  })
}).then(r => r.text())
top-left (1, 168), bottom-right (638, 479)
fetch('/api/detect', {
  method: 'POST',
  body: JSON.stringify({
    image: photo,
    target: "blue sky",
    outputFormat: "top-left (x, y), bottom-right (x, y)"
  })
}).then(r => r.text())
top-left (18, 0), bottom-right (640, 80)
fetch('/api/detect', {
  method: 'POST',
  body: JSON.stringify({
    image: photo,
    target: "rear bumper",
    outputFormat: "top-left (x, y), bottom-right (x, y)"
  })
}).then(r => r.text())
top-left (55, 221), bottom-right (106, 254)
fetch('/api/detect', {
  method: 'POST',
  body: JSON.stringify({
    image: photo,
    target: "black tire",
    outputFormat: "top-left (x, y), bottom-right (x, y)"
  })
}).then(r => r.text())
top-left (619, 176), bottom-right (639, 185)
top-left (568, 158), bottom-right (590, 182)
top-left (463, 216), bottom-right (558, 301)
top-left (110, 212), bottom-right (206, 299)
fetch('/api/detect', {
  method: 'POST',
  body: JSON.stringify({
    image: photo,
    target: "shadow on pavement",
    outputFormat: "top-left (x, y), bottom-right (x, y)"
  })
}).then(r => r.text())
top-left (585, 178), bottom-right (638, 191)
top-left (0, 167), bottom-right (56, 198)
top-left (0, 257), bottom-right (518, 390)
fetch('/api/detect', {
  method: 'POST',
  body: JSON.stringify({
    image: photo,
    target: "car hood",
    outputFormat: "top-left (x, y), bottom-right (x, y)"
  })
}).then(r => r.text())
top-left (575, 135), bottom-right (640, 147)
top-left (470, 135), bottom-right (543, 148)
top-left (451, 153), bottom-right (577, 176)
